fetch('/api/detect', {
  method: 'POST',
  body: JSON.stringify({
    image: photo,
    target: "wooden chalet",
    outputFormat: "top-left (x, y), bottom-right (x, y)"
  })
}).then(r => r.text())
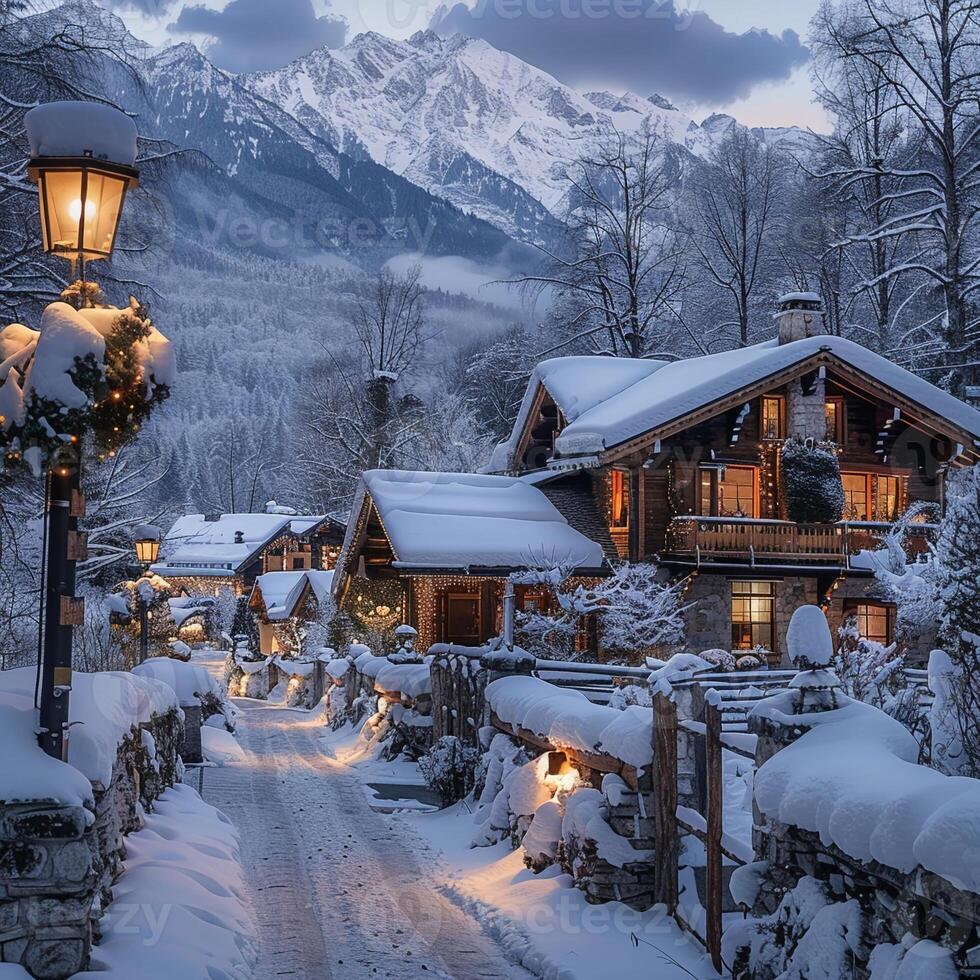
top-left (486, 293), bottom-right (980, 660)
top-left (152, 510), bottom-right (345, 596)
top-left (331, 471), bottom-right (607, 651)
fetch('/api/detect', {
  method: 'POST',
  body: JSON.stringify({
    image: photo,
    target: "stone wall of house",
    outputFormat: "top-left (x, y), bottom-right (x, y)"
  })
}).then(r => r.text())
top-left (682, 574), bottom-right (730, 652)
top-left (0, 709), bottom-right (183, 979)
top-left (787, 376), bottom-right (827, 441)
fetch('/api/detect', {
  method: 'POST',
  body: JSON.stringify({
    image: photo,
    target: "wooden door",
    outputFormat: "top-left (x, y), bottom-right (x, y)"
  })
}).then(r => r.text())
top-left (446, 593), bottom-right (482, 647)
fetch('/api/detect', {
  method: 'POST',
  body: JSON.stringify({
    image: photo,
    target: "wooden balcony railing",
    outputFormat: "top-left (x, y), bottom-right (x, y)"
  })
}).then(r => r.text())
top-left (665, 517), bottom-right (933, 566)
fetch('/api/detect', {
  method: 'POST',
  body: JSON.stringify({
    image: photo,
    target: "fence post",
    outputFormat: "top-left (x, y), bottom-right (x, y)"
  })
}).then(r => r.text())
top-left (653, 693), bottom-right (679, 912)
top-left (705, 698), bottom-right (724, 973)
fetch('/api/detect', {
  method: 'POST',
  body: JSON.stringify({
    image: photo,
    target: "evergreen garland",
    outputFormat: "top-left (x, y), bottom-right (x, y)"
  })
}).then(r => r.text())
top-left (780, 437), bottom-right (845, 524)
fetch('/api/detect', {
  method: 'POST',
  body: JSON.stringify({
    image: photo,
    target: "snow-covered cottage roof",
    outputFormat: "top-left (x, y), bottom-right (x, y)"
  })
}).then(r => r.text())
top-left (251, 569), bottom-right (334, 621)
top-left (152, 512), bottom-right (336, 578)
top-left (333, 470), bottom-right (606, 592)
top-left (152, 513), bottom-right (294, 577)
top-left (495, 336), bottom-right (980, 468)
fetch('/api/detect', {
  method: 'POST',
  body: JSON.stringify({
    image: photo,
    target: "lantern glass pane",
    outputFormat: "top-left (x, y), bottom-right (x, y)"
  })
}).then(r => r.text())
top-left (135, 539), bottom-right (159, 564)
top-left (40, 169), bottom-right (127, 260)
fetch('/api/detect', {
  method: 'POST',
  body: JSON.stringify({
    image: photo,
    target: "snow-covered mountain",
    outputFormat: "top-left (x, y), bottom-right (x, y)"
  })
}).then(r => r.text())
top-left (244, 30), bottom-right (814, 240)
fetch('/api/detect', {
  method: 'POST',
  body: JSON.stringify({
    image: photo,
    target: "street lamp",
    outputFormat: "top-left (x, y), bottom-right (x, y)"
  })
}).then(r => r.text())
top-left (132, 525), bottom-right (162, 664)
top-left (24, 101), bottom-right (139, 759)
top-left (26, 101), bottom-right (139, 293)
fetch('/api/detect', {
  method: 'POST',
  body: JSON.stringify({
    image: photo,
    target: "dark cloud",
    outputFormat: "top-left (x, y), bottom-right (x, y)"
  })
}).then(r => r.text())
top-left (171, 0), bottom-right (347, 73)
top-left (433, 0), bottom-right (808, 105)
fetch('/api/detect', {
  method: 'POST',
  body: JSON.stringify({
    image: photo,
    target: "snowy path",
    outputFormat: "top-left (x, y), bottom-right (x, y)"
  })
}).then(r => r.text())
top-left (196, 661), bottom-right (533, 979)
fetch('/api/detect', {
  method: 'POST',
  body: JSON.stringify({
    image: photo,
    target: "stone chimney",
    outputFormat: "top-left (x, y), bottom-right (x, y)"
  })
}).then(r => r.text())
top-left (776, 292), bottom-right (825, 345)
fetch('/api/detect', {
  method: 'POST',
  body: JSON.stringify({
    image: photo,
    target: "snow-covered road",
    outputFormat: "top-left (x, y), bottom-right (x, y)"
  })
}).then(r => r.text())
top-left (201, 688), bottom-right (534, 980)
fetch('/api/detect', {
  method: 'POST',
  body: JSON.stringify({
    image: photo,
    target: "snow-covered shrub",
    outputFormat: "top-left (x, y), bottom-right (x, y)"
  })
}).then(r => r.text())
top-left (607, 682), bottom-right (652, 711)
top-left (700, 648), bottom-right (737, 671)
top-left (834, 617), bottom-right (920, 737)
top-left (725, 876), bottom-right (863, 980)
top-left (780, 437), bottom-right (845, 523)
top-left (419, 735), bottom-right (479, 806)
top-left (514, 607), bottom-right (578, 659)
top-left (472, 733), bottom-right (532, 846)
top-left (736, 653), bottom-right (765, 671)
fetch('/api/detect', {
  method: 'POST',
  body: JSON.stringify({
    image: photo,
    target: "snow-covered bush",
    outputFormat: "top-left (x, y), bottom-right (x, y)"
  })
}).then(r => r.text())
top-left (607, 682), bottom-right (652, 710)
top-left (735, 653), bottom-right (765, 671)
top-left (419, 735), bottom-right (479, 806)
top-left (511, 562), bottom-right (689, 663)
top-left (700, 648), bottom-right (737, 671)
top-left (780, 437), bottom-right (845, 523)
top-left (834, 617), bottom-right (920, 737)
top-left (725, 876), bottom-right (863, 980)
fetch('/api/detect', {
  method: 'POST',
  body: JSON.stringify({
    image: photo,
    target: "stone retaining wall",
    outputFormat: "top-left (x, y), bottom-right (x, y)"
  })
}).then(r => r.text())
top-left (0, 708), bottom-right (183, 979)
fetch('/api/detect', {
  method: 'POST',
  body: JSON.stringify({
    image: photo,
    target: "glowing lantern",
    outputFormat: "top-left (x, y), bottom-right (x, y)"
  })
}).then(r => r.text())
top-left (25, 102), bottom-right (139, 266)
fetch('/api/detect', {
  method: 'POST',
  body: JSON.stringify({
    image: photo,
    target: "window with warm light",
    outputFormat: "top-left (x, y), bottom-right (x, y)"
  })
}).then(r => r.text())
top-left (825, 397), bottom-right (845, 442)
top-left (841, 472), bottom-right (870, 520)
top-left (731, 581), bottom-right (775, 650)
top-left (762, 396), bottom-right (785, 441)
top-left (876, 475), bottom-right (902, 522)
top-left (701, 465), bottom-right (758, 518)
top-left (849, 602), bottom-right (894, 645)
top-left (610, 469), bottom-right (630, 529)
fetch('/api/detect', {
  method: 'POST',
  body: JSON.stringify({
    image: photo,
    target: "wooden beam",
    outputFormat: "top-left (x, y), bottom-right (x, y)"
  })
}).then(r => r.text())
top-left (653, 693), bottom-right (679, 912)
top-left (705, 701), bottom-right (723, 974)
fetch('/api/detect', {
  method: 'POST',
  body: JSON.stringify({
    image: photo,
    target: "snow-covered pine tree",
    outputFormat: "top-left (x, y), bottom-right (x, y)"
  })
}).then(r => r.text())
top-left (780, 438), bottom-right (845, 523)
top-left (933, 465), bottom-right (980, 774)
top-left (230, 596), bottom-right (260, 658)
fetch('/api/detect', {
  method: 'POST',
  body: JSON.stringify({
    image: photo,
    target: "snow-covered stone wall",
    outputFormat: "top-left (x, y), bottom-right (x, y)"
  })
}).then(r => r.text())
top-left (0, 669), bottom-right (184, 978)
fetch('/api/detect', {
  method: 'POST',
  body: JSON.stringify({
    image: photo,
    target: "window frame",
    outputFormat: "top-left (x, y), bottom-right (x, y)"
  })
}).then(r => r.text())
top-left (610, 468), bottom-right (630, 530)
top-left (761, 395), bottom-right (786, 441)
top-left (845, 601), bottom-right (895, 646)
top-left (825, 395), bottom-right (846, 443)
top-left (731, 580), bottom-right (776, 651)
top-left (840, 472), bottom-right (907, 523)
top-left (700, 464), bottom-right (759, 518)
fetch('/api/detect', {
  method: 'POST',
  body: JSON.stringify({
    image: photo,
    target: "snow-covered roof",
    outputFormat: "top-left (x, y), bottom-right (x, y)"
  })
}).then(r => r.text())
top-left (339, 470), bottom-right (605, 580)
top-left (539, 336), bottom-right (980, 458)
top-left (153, 513), bottom-right (293, 576)
top-left (152, 512), bottom-right (331, 577)
top-left (489, 355), bottom-right (668, 472)
top-left (251, 568), bottom-right (334, 621)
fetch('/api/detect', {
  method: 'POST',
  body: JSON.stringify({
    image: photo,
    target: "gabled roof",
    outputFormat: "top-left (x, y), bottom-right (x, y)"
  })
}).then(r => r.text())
top-left (488, 355), bottom-right (667, 472)
top-left (332, 469), bottom-right (606, 594)
top-left (152, 512), bottom-right (330, 578)
top-left (495, 336), bottom-right (980, 469)
top-left (250, 569), bottom-right (334, 621)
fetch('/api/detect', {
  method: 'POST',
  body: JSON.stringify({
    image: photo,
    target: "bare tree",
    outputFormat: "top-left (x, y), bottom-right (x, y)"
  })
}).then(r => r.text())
top-left (812, 0), bottom-right (980, 387)
top-left (689, 128), bottom-right (782, 347)
top-left (520, 124), bottom-right (689, 359)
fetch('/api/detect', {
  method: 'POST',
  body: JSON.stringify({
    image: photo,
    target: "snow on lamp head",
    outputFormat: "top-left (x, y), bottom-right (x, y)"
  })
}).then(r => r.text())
top-left (25, 102), bottom-right (139, 265)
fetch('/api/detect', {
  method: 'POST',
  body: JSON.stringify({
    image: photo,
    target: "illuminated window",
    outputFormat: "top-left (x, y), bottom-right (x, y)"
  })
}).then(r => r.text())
top-left (731, 581), bottom-right (775, 650)
top-left (610, 469), bottom-right (630, 529)
top-left (825, 397), bottom-right (845, 443)
top-left (875, 476), bottom-right (903, 522)
top-left (849, 603), bottom-right (894, 645)
top-left (762, 397), bottom-right (785, 440)
top-left (841, 472), bottom-right (869, 521)
top-left (701, 466), bottom-right (758, 518)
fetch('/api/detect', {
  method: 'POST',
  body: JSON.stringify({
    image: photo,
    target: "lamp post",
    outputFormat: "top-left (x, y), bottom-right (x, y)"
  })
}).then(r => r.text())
top-left (132, 527), bottom-right (161, 664)
top-left (25, 101), bottom-right (139, 759)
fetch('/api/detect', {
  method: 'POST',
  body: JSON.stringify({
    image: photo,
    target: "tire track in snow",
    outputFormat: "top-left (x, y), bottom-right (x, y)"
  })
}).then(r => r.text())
top-left (203, 695), bottom-right (533, 980)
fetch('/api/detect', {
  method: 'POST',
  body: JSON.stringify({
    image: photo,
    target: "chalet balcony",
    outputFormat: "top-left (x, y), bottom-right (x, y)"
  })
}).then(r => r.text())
top-left (664, 516), bottom-right (933, 567)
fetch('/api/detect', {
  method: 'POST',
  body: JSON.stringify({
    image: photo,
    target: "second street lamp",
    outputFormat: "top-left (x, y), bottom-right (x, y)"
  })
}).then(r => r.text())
top-left (132, 525), bottom-right (161, 664)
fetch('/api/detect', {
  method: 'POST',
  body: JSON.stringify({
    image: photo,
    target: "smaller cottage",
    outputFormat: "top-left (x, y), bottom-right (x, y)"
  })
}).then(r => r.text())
top-left (152, 509), bottom-right (345, 596)
top-left (331, 470), bottom-right (607, 650)
top-left (249, 569), bottom-right (334, 655)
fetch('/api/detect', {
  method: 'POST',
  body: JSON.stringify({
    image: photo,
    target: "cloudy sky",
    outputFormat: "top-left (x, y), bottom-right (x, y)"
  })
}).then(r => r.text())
top-left (101, 0), bottom-right (828, 129)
